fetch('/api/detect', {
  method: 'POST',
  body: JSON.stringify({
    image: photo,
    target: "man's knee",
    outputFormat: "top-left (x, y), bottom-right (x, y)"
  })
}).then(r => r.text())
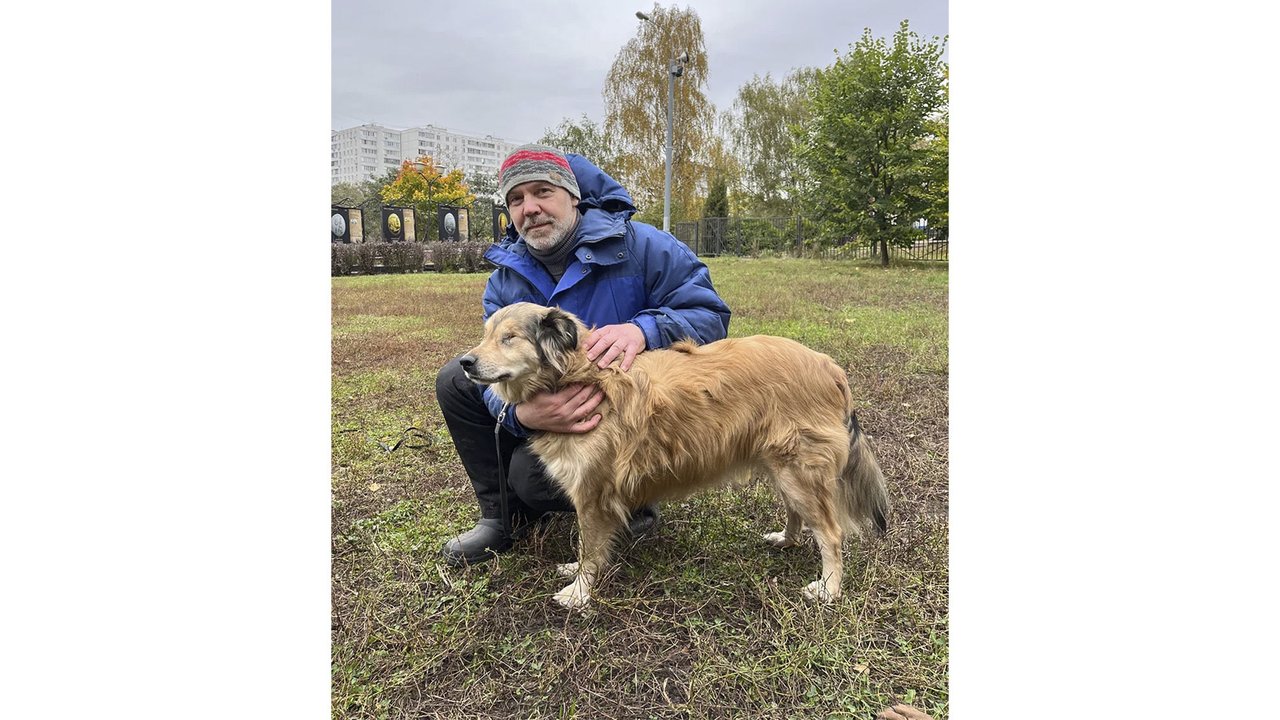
top-left (436, 356), bottom-right (487, 419)
top-left (508, 447), bottom-right (573, 513)
top-left (436, 356), bottom-right (462, 391)
top-left (436, 356), bottom-right (471, 399)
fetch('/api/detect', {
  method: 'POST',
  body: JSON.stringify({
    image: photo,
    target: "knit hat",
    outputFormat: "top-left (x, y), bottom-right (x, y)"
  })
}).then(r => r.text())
top-left (498, 144), bottom-right (581, 204)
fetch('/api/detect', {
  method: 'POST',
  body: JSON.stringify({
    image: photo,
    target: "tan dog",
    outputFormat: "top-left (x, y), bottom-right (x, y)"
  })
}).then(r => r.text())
top-left (460, 302), bottom-right (889, 609)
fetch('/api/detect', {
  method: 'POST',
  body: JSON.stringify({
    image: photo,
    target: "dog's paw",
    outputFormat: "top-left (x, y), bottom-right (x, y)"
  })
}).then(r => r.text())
top-left (553, 580), bottom-right (592, 609)
top-left (555, 562), bottom-right (580, 578)
top-left (802, 580), bottom-right (841, 604)
top-left (762, 531), bottom-right (798, 548)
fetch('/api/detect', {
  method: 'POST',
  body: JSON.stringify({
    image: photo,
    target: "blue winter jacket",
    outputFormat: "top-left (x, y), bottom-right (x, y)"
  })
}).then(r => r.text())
top-left (479, 153), bottom-right (732, 435)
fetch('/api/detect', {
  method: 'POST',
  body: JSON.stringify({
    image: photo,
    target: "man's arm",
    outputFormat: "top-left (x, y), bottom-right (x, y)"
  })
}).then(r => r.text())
top-left (629, 232), bottom-right (731, 349)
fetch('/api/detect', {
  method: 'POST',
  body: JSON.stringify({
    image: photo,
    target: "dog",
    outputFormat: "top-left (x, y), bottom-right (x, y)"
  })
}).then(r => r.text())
top-left (460, 302), bottom-right (889, 609)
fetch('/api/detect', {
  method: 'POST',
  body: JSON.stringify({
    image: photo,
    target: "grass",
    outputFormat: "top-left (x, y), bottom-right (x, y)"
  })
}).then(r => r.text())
top-left (332, 257), bottom-right (949, 719)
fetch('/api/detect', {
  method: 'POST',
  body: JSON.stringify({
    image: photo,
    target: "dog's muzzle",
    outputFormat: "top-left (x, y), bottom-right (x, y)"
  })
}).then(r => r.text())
top-left (459, 354), bottom-right (509, 384)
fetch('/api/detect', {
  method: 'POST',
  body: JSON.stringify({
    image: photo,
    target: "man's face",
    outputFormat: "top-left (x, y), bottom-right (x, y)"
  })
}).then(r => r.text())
top-left (506, 181), bottom-right (579, 250)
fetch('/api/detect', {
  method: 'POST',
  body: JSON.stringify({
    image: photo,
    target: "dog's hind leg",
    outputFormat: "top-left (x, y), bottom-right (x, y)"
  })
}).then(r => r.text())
top-left (803, 517), bottom-right (845, 603)
top-left (763, 502), bottom-right (804, 548)
top-left (768, 460), bottom-right (846, 603)
top-left (553, 504), bottom-right (623, 610)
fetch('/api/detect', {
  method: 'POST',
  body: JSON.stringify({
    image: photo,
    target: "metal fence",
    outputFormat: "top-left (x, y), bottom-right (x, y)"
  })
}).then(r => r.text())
top-left (672, 217), bottom-right (948, 261)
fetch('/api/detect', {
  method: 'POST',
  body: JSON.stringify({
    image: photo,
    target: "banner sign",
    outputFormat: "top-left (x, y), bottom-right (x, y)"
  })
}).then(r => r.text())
top-left (382, 207), bottom-right (410, 242)
top-left (331, 207), bottom-right (350, 243)
top-left (438, 206), bottom-right (461, 242)
top-left (331, 206), bottom-right (362, 243)
top-left (400, 208), bottom-right (415, 241)
top-left (493, 206), bottom-right (511, 241)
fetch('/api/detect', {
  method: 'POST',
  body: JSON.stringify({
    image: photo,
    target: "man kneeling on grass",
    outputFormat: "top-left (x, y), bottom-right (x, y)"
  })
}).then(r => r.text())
top-left (434, 143), bottom-right (732, 566)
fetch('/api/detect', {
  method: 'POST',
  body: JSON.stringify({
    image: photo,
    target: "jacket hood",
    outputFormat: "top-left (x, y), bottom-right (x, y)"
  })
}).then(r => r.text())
top-left (502, 153), bottom-right (635, 243)
top-left (566, 153), bottom-right (635, 215)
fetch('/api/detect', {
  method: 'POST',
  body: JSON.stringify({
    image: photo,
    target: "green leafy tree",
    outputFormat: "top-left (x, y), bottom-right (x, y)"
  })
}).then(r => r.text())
top-left (539, 114), bottom-right (620, 181)
top-left (798, 20), bottom-right (948, 265)
top-left (702, 119), bottom-right (742, 216)
top-left (380, 155), bottom-right (475, 242)
top-left (466, 170), bottom-right (498, 202)
top-left (699, 173), bottom-right (731, 254)
top-left (331, 182), bottom-right (363, 207)
top-left (919, 104), bottom-right (949, 241)
top-left (726, 68), bottom-right (817, 216)
top-left (702, 176), bottom-right (729, 219)
top-left (605, 3), bottom-right (715, 225)
top-left (466, 169), bottom-right (500, 243)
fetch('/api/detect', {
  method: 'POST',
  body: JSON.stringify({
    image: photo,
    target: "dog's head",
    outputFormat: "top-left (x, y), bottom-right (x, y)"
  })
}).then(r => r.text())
top-left (459, 303), bottom-right (584, 402)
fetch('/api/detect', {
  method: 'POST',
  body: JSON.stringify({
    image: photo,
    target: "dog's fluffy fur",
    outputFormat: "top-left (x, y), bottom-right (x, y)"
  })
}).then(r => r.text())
top-left (461, 302), bottom-right (889, 609)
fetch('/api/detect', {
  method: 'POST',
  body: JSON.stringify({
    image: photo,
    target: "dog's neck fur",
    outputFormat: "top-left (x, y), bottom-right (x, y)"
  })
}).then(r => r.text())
top-left (493, 346), bottom-right (623, 407)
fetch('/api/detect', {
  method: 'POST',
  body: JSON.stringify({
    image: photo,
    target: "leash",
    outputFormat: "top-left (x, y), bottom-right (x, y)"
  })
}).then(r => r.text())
top-left (374, 426), bottom-right (431, 453)
top-left (495, 403), bottom-right (512, 538)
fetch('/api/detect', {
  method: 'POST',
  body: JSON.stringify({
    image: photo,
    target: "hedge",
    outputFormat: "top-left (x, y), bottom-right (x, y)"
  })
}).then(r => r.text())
top-left (331, 241), bottom-right (492, 276)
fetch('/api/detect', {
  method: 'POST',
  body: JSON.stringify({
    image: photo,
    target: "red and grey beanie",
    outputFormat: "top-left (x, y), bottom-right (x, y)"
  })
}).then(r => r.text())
top-left (498, 144), bottom-right (581, 204)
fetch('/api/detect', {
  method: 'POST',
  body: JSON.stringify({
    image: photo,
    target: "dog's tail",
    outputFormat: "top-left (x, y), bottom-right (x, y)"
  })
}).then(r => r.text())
top-left (840, 409), bottom-right (890, 538)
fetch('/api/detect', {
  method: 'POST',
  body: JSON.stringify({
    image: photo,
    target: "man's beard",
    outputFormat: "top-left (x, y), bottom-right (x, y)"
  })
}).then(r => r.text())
top-left (522, 214), bottom-right (576, 251)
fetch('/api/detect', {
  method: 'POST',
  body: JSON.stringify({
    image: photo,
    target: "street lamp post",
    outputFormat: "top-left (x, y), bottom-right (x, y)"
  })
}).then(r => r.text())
top-left (636, 11), bottom-right (687, 233)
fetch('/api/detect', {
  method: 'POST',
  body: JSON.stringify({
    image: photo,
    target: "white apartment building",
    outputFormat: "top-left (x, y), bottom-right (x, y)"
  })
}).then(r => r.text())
top-left (331, 124), bottom-right (403, 185)
top-left (331, 122), bottom-right (523, 186)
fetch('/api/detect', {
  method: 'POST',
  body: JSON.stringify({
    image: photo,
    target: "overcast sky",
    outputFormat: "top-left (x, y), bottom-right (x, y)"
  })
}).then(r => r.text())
top-left (332, 0), bottom-right (948, 144)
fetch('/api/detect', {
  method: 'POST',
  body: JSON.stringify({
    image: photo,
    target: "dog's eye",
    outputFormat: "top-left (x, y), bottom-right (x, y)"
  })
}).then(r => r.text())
top-left (501, 333), bottom-right (517, 345)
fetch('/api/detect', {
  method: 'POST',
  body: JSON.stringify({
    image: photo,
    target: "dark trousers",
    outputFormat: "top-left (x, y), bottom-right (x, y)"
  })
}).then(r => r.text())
top-left (435, 358), bottom-right (575, 521)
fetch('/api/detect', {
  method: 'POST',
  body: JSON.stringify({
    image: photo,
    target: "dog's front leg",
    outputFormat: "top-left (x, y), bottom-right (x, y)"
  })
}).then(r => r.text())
top-left (553, 506), bottom-right (619, 610)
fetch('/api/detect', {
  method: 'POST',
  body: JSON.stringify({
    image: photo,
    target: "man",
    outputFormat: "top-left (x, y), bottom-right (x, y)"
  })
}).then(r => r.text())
top-left (436, 144), bottom-right (732, 566)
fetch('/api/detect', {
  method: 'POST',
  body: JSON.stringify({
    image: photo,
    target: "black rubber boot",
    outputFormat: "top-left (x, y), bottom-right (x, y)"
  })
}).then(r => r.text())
top-left (441, 518), bottom-right (512, 567)
top-left (626, 505), bottom-right (660, 539)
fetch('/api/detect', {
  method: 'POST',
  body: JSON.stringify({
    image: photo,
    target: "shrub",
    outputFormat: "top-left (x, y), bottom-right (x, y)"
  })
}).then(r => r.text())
top-left (331, 242), bottom-right (427, 276)
top-left (332, 243), bottom-right (362, 275)
top-left (429, 241), bottom-right (492, 273)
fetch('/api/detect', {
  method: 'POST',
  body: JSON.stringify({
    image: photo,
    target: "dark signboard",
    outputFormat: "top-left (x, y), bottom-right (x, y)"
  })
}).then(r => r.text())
top-left (381, 206), bottom-right (407, 242)
top-left (438, 206), bottom-right (460, 242)
top-left (330, 206), bottom-right (350, 242)
top-left (493, 206), bottom-right (512, 241)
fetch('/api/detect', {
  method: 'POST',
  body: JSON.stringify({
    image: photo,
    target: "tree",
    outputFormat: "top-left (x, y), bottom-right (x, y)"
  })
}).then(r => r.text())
top-left (797, 20), bottom-right (948, 265)
top-left (466, 169), bottom-right (498, 203)
top-left (919, 104), bottom-right (949, 242)
top-left (702, 118), bottom-right (742, 216)
top-left (539, 114), bottom-right (620, 180)
top-left (380, 155), bottom-right (475, 242)
top-left (466, 169), bottom-right (500, 243)
top-left (702, 176), bottom-right (729, 219)
top-left (726, 68), bottom-right (817, 216)
top-left (604, 4), bottom-right (715, 226)
top-left (331, 182), bottom-right (363, 207)
top-left (700, 174), bottom-right (730, 255)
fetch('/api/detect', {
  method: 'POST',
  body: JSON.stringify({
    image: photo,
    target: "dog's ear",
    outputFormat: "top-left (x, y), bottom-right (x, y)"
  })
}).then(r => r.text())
top-left (535, 307), bottom-right (579, 373)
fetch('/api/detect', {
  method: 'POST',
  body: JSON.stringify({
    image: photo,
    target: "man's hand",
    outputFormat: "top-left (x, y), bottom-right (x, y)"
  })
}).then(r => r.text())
top-left (515, 384), bottom-right (604, 433)
top-left (585, 322), bottom-right (647, 371)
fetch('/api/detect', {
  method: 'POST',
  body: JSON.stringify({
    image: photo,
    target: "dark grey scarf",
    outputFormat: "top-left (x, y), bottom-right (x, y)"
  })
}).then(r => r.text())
top-left (526, 214), bottom-right (582, 282)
